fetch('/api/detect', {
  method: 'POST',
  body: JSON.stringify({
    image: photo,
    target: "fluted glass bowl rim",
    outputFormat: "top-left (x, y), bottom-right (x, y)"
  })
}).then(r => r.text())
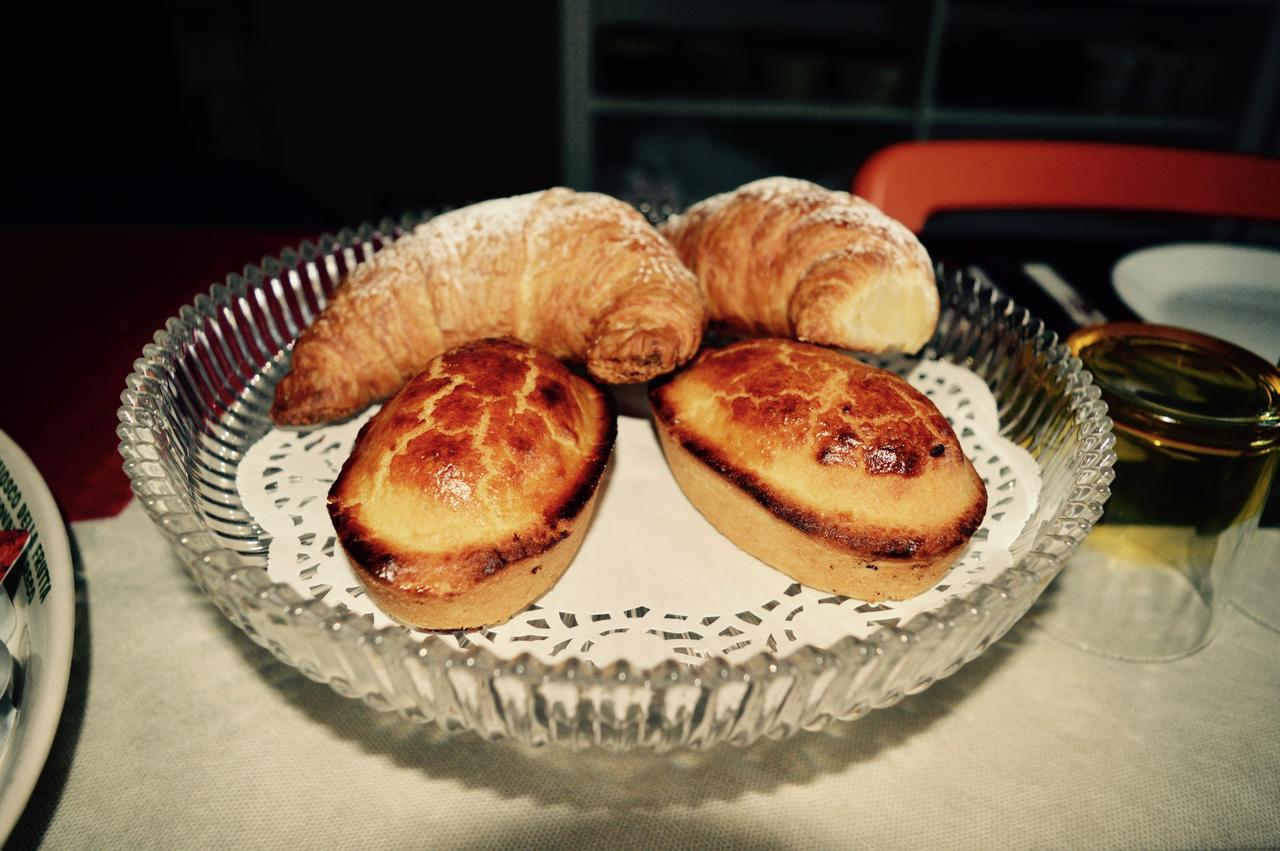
top-left (117, 218), bottom-right (1115, 748)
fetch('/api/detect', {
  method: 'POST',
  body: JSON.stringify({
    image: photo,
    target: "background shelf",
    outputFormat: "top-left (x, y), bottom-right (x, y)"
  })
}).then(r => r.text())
top-left (563, 0), bottom-right (1280, 205)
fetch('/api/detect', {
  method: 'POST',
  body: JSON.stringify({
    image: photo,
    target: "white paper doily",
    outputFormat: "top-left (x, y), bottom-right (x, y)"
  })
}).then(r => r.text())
top-left (237, 357), bottom-right (1040, 669)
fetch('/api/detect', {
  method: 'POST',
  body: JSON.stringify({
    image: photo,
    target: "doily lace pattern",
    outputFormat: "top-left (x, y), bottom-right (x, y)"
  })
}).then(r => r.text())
top-left (238, 355), bottom-right (1039, 670)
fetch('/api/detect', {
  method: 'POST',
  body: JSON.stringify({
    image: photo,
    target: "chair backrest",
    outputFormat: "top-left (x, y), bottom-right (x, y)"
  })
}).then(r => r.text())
top-left (852, 140), bottom-right (1280, 233)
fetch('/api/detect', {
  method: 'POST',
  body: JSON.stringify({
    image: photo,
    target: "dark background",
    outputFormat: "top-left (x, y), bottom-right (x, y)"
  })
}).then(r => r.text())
top-left (4, 0), bottom-right (1278, 231)
top-left (4, 2), bottom-right (561, 231)
top-left (1, 0), bottom-right (1278, 522)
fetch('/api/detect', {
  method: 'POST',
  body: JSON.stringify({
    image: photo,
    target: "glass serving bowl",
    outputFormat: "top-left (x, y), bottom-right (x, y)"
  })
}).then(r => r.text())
top-left (118, 220), bottom-right (1115, 751)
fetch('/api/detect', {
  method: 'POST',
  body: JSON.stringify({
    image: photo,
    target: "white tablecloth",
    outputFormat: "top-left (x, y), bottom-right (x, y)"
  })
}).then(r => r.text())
top-left (12, 501), bottom-right (1280, 849)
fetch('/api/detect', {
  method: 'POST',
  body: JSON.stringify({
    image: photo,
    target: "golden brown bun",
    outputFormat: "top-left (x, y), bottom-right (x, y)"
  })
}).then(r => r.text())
top-left (649, 338), bottom-right (986, 602)
top-left (328, 338), bottom-right (615, 629)
top-left (660, 177), bottom-right (938, 354)
top-left (273, 188), bottom-right (705, 425)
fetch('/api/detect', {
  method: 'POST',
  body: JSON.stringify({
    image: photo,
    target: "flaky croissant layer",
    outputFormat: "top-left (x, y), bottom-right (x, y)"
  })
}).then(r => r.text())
top-left (660, 177), bottom-right (939, 356)
top-left (271, 188), bottom-right (706, 425)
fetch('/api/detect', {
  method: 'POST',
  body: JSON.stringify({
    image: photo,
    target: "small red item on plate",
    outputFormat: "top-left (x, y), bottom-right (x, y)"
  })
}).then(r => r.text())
top-left (0, 530), bottom-right (30, 582)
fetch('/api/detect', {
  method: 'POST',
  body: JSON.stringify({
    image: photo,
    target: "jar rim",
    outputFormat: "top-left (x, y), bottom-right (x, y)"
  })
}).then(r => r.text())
top-left (1067, 323), bottom-right (1280, 450)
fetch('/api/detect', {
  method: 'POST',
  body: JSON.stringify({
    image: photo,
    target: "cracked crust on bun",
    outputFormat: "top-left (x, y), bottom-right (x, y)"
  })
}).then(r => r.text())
top-left (328, 338), bottom-right (615, 629)
top-left (649, 338), bottom-right (986, 601)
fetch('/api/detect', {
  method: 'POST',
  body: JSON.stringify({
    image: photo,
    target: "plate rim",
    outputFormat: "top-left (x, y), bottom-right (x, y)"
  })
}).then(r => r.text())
top-left (0, 429), bottom-right (76, 840)
top-left (1112, 241), bottom-right (1280, 362)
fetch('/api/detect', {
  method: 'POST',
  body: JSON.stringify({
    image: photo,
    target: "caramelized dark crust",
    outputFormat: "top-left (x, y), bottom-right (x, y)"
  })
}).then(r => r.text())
top-left (649, 338), bottom-right (987, 601)
top-left (649, 389), bottom-right (983, 562)
top-left (328, 338), bottom-right (616, 629)
top-left (654, 423), bottom-right (984, 561)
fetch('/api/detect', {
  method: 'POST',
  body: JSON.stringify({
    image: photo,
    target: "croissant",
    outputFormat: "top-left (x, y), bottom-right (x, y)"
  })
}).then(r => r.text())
top-left (660, 177), bottom-right (938, 354)
top-left (271, 188), bottom-right (705, 425)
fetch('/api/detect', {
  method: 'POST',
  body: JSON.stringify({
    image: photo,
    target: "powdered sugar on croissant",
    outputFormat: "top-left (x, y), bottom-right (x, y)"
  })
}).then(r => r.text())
top-left (660, 177), bottom-right (937, 355)
top-left (271, 188), bottom-right (706, 425)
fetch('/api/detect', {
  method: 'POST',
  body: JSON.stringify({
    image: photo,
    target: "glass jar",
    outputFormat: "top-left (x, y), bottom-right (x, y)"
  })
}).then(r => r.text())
top-left (1042, 323), bottom-right (1280, 661)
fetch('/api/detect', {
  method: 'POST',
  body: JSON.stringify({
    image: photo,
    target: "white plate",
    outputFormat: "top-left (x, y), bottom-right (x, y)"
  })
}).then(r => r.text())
top-left (0, 430), bottom-right (75, 841)
top-left (1112, 242), bottom-right (1280, 363)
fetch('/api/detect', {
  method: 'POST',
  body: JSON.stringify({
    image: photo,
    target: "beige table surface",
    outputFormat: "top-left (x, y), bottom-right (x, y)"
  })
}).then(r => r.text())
top-left (9, 501), bottom-right (1280, 850)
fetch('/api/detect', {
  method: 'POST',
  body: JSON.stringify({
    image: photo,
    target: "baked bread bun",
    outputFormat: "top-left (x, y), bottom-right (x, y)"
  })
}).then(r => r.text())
top-left (328, 338), bottom-right (615, 629)
top-left (660, 177), bottom-right (937, 354)
top-left (649, 338), bottom-right (986, 601)
top-left (273, 188), bottom-right (705, 425)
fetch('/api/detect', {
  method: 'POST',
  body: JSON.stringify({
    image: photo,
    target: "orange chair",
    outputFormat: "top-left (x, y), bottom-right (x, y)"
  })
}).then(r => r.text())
top-left (852, 140), bottom-right (1280, 233)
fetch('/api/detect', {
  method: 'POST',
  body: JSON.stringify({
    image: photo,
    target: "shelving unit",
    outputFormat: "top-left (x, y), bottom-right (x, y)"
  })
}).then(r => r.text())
top-left (560, 0), bottom-right (1280, 202)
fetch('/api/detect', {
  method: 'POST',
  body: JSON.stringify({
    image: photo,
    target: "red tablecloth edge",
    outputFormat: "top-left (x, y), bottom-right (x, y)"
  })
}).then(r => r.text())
top-left (2, 228), bottom-right (315, 523)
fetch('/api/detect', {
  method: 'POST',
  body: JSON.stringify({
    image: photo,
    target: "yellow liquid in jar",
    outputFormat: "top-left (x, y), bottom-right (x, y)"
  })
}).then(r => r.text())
top-left (1070, 323), bottom-right (1280, 540)
top-left (1108, 423), bottom-right (1277, 534)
